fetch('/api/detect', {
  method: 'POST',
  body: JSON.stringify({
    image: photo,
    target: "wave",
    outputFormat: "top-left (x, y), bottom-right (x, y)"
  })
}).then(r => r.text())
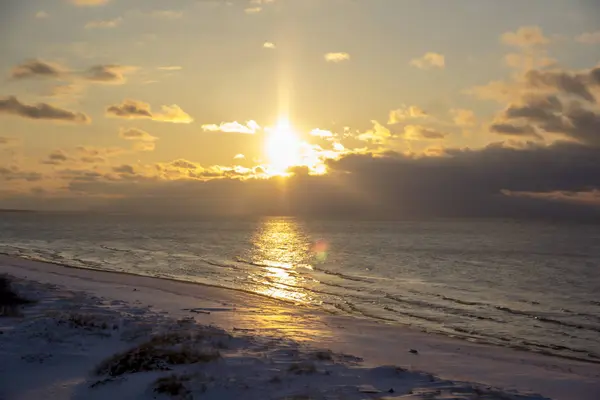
top-left (494, 306), bottom-right (600, 334)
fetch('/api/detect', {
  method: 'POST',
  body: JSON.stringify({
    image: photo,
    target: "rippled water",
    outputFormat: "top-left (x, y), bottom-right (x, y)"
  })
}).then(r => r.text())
top-left (1, 212), bottom-right (599, 363)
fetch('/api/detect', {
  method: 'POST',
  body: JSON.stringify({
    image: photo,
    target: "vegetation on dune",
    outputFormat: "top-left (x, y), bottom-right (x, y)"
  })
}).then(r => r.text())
top-left (0, 275), bottom-right (33, 317)
top-left (153, 374), bottom-right (197, 399)
top-left (94, 333), bottom-right (221, 377)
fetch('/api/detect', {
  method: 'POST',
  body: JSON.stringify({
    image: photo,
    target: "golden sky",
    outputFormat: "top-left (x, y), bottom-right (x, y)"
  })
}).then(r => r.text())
top-left (1, 0), bottom-right (599, 217)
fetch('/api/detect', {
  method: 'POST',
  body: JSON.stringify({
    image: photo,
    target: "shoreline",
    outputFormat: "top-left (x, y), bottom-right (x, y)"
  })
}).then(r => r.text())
top-left (2, 252), bottom-right (598, 366)
top-left (1, 255), bottom-right (600, 399)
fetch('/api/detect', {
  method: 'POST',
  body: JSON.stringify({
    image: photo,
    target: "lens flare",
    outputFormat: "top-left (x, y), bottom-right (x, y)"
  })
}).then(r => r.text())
top-left (312, 239), bottom-right (329, 263)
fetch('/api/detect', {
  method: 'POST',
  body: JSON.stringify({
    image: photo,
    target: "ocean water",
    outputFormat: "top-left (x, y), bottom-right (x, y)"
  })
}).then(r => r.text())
top-left (1, 213), bottom-right (599, 363)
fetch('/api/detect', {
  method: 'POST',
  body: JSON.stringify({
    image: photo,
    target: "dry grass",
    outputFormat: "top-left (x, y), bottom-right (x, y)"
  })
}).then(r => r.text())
top-left (288, 362), bottom-right (317, 375)
top-left (0, 275), bottom-right (33, 317)
top-left (313, 350), bottom-right (333, 361)
top-left (94, 338), bottom-right (220, 377)
top-left (55, 312), bottom-right (116, 331)
top-left (153, 374), bottom-right (192, 398)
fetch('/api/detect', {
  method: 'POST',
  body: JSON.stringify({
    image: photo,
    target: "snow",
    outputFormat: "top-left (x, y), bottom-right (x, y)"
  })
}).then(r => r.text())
top-left (1, 255), bottom-right (599, 400)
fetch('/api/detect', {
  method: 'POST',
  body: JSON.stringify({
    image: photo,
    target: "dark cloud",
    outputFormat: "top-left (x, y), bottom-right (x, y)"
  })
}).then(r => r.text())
top-left (494, 93), bottom-right (600, 147)
top-left (83, 65), bottom-right (137, 84)
top-left (106, 99), bottom-right (193, 123)
top-left (10, 59), bottom-right (65, 80)
top-left (107, 99), bottom-right (152, 118)
top-left (0, 165), bottom-right (43, 182)
top-left (0, 137), bottom-right (18, 146)
top-left (20, 141), bottom-right (597, 220)
top-left (403, 125), bottom-right (448, 140)
top-left (43, 150), bottom-right (70, 165)
top-left (525, 69), bottom-right (598, 103)
top-left (113, 165), bottom-right (136, 175)
top-left (43, 147), bottom-right (123, 165)
top-left (489, 123), bottom-right (541, 139)
top-left (9, 60), bottom-right (136, 85)
top-left (0, 96), bottom-right (90, 123)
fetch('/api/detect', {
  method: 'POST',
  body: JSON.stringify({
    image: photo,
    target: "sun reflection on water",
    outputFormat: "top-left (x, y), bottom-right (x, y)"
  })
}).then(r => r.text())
top-left (248, 217), bottom-right (316, 304)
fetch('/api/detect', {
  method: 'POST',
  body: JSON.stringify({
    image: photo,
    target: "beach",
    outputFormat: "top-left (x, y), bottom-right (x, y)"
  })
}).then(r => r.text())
top-left (1, 255), bottom-right (599, 400)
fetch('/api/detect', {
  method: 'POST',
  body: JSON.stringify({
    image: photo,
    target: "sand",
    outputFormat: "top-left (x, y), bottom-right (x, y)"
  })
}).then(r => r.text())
top-left (1, 255), bottom-right (599, 400)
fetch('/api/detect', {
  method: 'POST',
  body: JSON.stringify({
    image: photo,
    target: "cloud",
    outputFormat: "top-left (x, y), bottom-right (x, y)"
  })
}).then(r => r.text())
top-left (201, 120), bottom-right (260, 134)
top-left (489, 123), bottom-right (541, 139)
top-left (263, 42), bottom-right (276, 49)
top-left (106, 99), bottom-right (193, 123)
top-left (77, 146), bottom-right (124, 163)
top-left (35, 11), bottom-right (49, 19)
top-left (119, 127), bottom-right (157, 142)
top-left (133, 142), bottom-right (156, 152)
top-left (113, 165), bottom-right (136, 175)
top-left (504, 53), bottom-right (555, 70)
top-left (119, 128), bottom-right (158, 151)
top-left (356, 121), bottom-right (392, 143)
top-left (150, 10), bottom-right (183, 19)
top-left (309, 128), bottom-right (334, 138)
top-left (43, 146), bottom-right (123, 165)
top-left (10, 59), bottom-right (66, 80)
top-left (9, 60), bottom-right (137, 85)
top-left (0, 96), bottom-right (90, 124)
top-left (46, 83), bottom-right (85, 98)
top-left (324, 52), bottom-right (350, 63)
top-left (85, 17), bottom-right (122, 29)
top-left (83, 65), bottom-right (137, 84)
top-left (468, 64), bottom-right (600, 105)
top-left (410, 52), bottom-right (445, 70)
top-left (244, 0), bottom-right (275, 14)
top-left (19, 141), bottom-right (600, 220)
top-left (501, 26), bottom-right (550, 48)
top-left (388, 106), bottom-right (427, 124)
top-left (467, 80), bottom-right (525, 103)
top-left (504, 98), bottom-right (600, 147)
top-left (43, 150), bottom-right (71, 165)
top-left (0, 137), bottom-right (18, 146)
top-left (0, 165), bottom-right (43, 183)
top-left (576, 31), bottom-right (600, 44)
top-left (157, 66), bottom-right (182, 71)
top-left (234, 154), bottom-right (245, 160)
top-left (451, 109), bottom-right (477, 127)
top-left (69, 0), bottom-right (111, 6)
top-left (525, 69), bottom-right (598, 103)
top-left (403, 125), bottom-right (448, 140)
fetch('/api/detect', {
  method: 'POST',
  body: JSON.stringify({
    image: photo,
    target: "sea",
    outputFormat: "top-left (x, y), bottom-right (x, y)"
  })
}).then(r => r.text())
top-left (1, 212), bottom-right (599, 363)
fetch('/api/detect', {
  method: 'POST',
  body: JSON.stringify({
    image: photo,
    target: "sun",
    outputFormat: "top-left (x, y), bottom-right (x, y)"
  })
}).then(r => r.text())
top-left (266, 117), bottom-right (301, 174)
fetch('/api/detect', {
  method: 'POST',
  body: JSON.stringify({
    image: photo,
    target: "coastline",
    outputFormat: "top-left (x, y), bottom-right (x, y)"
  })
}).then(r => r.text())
top-left (1, 254), bottom-right (599, 399)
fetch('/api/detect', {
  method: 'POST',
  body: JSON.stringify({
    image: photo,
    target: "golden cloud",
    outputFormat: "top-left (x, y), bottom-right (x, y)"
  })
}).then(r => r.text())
top-left (325, 52), bottom-right (350, 63)
top-left (201, 120), bottom-right (260, 134)
top-left (69, 0), bottom-right (110, 6)
top-left (501, 26), bottom-right (550, 48)
top-left (356, 121), bottom-right (392, 143)
top-left (403, 125), bottom-right (448, 140)
top-left (85, 17), bottom-right (122, 29)
top-left (450, 109), bottom-right (477, 127)
top-left (410, 52), bottom-right (445, 70)
top-left (388, 106), bottom-right (427, 124)
top-left (106, 99), bottom-right (193, 123)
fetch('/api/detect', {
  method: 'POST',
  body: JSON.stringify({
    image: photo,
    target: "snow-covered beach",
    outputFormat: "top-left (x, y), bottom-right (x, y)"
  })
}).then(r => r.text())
top-left (1, 255), bottom-right (599, 400)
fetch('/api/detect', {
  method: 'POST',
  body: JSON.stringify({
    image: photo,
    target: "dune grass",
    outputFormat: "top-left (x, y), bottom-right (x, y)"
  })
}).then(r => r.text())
top-left (0, 275), bottom-right (33, 317)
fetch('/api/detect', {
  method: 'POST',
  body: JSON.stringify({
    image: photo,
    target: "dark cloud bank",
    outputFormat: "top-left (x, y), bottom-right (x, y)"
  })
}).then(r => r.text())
top-left (8, 140), bottom-right (597, 222)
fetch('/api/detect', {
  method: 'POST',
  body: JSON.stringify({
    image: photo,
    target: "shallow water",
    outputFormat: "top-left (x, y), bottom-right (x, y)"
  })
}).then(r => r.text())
top-left (1, 212), bottom-right (599, 362)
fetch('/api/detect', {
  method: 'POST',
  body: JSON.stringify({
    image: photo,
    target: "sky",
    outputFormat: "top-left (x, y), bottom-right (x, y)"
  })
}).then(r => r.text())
top-left (0, 0), bottom-right (600, 218)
